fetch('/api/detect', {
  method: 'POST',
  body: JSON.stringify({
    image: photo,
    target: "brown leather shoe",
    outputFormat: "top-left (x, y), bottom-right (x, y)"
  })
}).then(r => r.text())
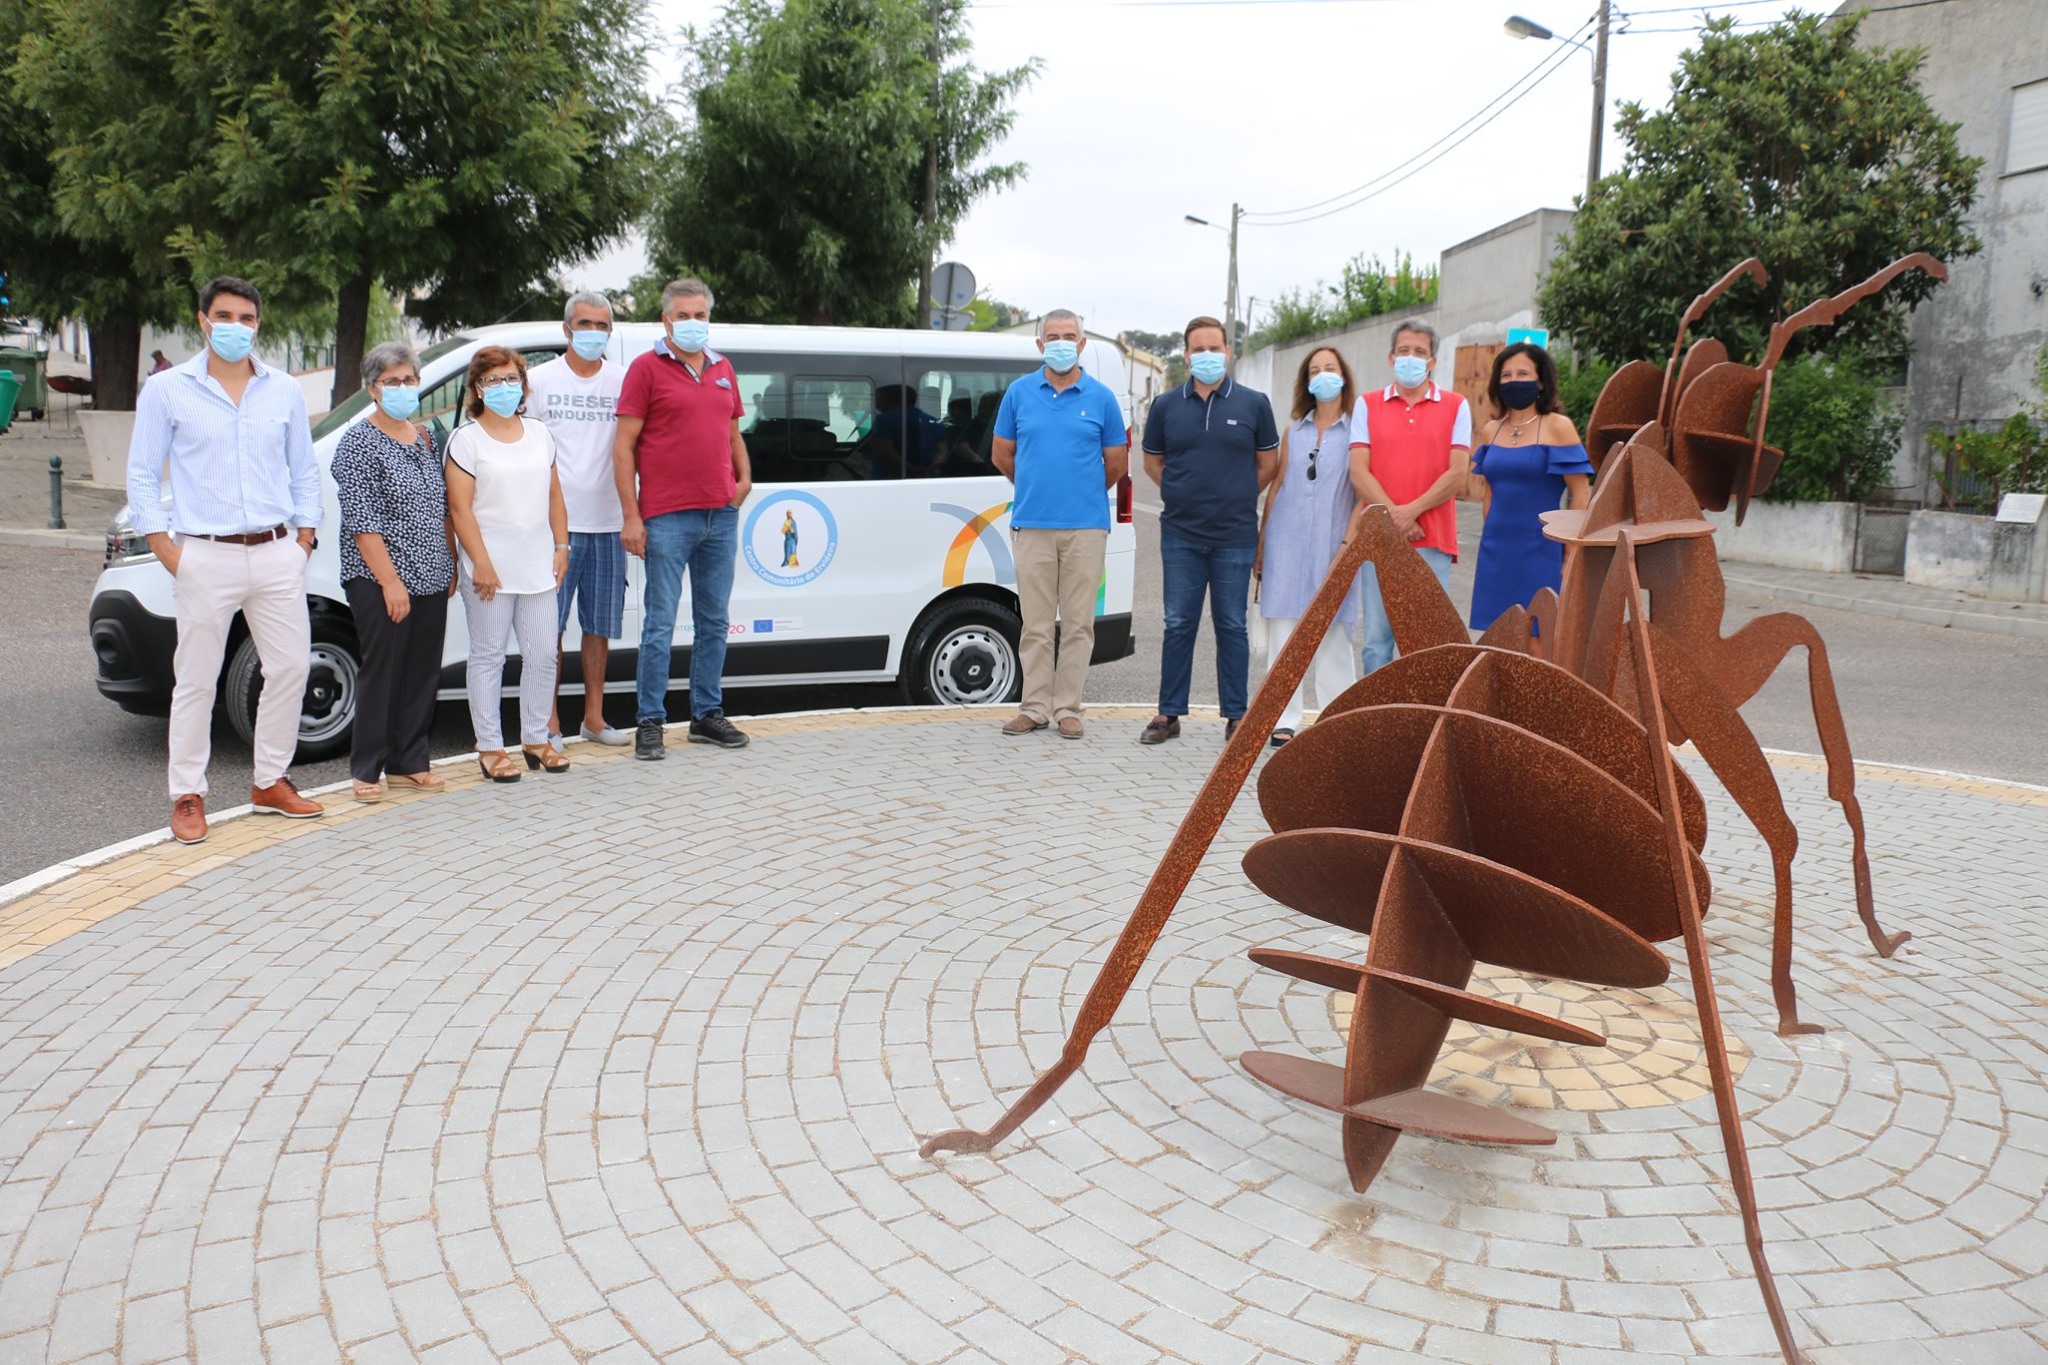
top-left (251, 775), bottom-right (323, 819)
top-left (999, 714), bottom-right (1048, 736)
top-left (1057, 717), bottom-right (1084, 740)
top-left (1139, 715), bottom-right (1180, 745)
top-left (170, 794), bottom-right (207, 845)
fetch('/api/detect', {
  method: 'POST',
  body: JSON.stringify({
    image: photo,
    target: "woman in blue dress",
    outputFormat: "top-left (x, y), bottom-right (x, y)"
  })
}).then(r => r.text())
top-left (1255, 347), bottom-right (1362, 746)
top-left (1468, 343), bottom-right (1593, 633)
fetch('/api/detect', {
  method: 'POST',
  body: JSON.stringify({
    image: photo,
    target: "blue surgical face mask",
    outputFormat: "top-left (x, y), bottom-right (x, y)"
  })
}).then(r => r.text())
top-left (1042, 339), bottom-right (1080, 373)
top-left (206, 321), bottom-right (256, 364)
top-left (671, 319), bottom-right (710, 353)
top-left (481, 381), bottom-right (523, 418)
top-left (1307, 371), bottom-right (1344, 403)
top-left (569, 330), bottom-right (610, 362)
top-left (1393, 354), bottom-right (1431, 389)
top-left (1189, 352), bottom-right (1228, 385)
top-left (377, 384), bottom-right (420, 421)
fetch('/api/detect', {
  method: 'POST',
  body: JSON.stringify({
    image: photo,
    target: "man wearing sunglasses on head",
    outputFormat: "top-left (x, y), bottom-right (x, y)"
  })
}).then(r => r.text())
top-left (1138, 315), bottom-right (1281, 746)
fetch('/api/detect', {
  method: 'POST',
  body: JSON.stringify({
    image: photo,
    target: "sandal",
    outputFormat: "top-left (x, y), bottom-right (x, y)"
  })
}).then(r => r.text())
top-left (477, 751), bottom-right (522, 783)
top-left (352, 779), bottom-right (384, 802)
top-left (391, 772), bottom-right (445, 793)
top-left (522, 745), bottom-right (571, 774)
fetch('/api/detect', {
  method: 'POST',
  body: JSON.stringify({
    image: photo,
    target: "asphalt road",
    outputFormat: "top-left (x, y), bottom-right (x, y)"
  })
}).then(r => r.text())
top-left (4, 498), bottom-right (2045, 886)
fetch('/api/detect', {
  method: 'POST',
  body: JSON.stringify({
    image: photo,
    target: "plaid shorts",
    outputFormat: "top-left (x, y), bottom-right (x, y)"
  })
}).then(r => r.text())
top-left (558, 531), bottom-right (627, 638)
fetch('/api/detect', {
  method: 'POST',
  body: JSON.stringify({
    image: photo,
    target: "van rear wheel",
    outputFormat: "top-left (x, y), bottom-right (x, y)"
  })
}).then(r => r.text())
top-left (223, 615), bottom-right (360, 762)
top-left (901, 599), bottom-right (1022, 707)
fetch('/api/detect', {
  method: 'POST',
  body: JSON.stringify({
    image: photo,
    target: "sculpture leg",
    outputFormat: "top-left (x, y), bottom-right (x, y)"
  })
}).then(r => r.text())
top-left (1645, 625), bottom-right (1819, 1036)
top-left (1711, 614), bottom-right (1910, 960)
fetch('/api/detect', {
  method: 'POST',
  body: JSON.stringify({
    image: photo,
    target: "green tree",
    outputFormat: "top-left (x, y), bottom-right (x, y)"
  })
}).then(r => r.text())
top-left (2, 1), bottom-right (209, 408)
top-left (183, 0), bottom-right (660, 404)
top-left (1538, 12), bottom-right (1980, 367)
top-left (1243, 252), bottom-right (1438, 352)
top-left (650, 0), bottom-right (1035, 326)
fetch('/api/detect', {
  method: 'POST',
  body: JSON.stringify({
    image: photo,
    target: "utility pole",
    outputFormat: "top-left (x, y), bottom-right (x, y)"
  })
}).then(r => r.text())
top-left (917, 0), bottom-right (942, 328)
top-left (1224, 201), bottom-right (1241, 358)
top-left (1586, 0), bottom-right (1610, 200)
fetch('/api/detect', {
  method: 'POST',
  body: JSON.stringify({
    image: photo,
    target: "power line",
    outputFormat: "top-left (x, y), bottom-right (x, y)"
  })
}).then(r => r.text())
top-left (1245, 26), bottom-right (1589, 227)
top-left (1241, 13), bottom-right (1594, 224)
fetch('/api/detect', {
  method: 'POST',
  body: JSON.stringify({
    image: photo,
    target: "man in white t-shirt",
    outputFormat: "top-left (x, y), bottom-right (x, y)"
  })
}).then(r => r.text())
top-left (529, 291), bottom-right (632, 745)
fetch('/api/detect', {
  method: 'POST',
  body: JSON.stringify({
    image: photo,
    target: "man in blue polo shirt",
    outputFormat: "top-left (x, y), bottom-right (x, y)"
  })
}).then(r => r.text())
top-left (991, 309), bottom-right (1129, 739)
top-left (1140, 315), bottom-right (1281, 745)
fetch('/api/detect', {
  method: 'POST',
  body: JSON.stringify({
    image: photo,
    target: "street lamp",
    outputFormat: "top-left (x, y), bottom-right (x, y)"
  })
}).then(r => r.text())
top-left (1506, 4), bottom-right (1611, 202)
top-left (1184, 206), bottom-right (1242, 363)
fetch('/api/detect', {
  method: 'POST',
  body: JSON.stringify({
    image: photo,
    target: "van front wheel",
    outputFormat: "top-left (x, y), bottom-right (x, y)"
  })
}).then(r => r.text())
top-left (901, 599), bottom-right (1023, 707)
top-left (223, 614), bottom-right (361, 762)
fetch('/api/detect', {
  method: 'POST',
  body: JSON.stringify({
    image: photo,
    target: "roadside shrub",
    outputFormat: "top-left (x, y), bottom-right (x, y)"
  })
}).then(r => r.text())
top-left (1554, 352), bottom-right (1617, 434)
top-left (1249, 252), bottom-right (1439, 350)
top-left (1759, 355), bottom-right (1900, 504)
top-left (1929, 345), bottom-right (2048, 509)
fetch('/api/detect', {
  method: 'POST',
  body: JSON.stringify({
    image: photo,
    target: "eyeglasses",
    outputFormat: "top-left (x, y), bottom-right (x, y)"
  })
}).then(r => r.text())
top-left (1307, 446), bottom-right (1320, 482)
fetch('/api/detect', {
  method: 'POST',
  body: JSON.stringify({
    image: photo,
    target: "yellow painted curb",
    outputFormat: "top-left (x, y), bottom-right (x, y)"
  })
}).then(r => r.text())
top-left (0, 708), bottom-right (2035, 973)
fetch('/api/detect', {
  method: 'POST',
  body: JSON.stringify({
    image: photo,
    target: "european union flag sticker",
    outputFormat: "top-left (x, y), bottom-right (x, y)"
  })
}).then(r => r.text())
top-left (753, 619), bottom-right (774, 633)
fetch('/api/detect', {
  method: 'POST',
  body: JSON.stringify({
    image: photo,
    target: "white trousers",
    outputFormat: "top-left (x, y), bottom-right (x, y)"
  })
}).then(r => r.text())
top-left (168, 535), bottom-right (311, 797)
top-left (461, 583), bottom-right (559, 749)
top-left (1264, 614), bottom-right (1361, 733)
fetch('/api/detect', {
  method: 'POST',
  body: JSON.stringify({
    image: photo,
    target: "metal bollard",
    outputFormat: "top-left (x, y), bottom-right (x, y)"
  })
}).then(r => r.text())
top-left (48, 453), bottom-right (66, 530)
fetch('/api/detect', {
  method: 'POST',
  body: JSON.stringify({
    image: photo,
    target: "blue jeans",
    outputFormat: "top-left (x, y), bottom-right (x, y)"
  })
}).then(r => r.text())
top-left (1359, 547), bottom-right (1453, 674)
top-left (636, 507), bottom-right (739, 722)
top-left (1158, 528), bottom-right (1256, 719)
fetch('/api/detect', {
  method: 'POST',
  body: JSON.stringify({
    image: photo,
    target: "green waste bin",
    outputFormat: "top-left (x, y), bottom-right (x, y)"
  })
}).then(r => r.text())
top-left (0, 370), bottom-right (20, 434)
top-left (0, 347), bottom-right (48, 422)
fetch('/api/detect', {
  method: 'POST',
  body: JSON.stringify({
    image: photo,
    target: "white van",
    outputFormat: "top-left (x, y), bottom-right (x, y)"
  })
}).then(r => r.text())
top-left (89, 323), bottom-right (1138, 757)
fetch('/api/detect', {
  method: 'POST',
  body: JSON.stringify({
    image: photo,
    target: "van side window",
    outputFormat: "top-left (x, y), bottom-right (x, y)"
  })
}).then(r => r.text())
top-left (906, 361), bottom-right (1038, 477)
top-left (418, 347), bottom-right (563, 450)
top-left (737, 353), bottom-right (904, 483)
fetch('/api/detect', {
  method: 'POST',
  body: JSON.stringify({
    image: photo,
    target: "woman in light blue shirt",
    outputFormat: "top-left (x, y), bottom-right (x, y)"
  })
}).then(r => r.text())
top-left (1254, 347), bottom-right (1362, 746)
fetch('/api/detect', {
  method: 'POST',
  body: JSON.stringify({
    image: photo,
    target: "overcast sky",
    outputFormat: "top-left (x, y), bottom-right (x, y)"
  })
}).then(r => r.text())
top-left (581, 0), bottom-right (1830, 337)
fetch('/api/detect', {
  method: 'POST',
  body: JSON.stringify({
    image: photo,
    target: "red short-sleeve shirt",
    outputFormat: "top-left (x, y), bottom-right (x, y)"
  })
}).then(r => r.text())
top-left (617, 343), bottom-right (745, 518)
top-left (1350, 383), bottom-right (1472, 558)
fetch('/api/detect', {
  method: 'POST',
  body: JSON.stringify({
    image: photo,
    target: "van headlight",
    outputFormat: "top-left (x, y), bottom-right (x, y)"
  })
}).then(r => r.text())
top-left (104, 505), bottom-right (156, 567)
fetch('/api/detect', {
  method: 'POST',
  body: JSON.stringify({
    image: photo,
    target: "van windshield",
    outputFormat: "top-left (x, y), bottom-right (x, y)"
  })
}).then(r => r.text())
top-left (310, 335), bottom-right (475, 441)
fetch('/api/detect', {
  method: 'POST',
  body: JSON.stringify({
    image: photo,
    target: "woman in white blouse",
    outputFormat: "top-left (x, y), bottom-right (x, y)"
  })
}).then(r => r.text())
top-left (446, 347), bottom-right (572, 781)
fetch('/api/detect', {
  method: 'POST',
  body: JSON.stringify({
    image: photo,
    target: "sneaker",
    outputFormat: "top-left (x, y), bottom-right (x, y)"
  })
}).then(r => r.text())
top-left (688, 711), bottom-right (751, 749)
top-left (251, 775), bottom-right (323, 819)
top-left (580, 723), bottom-right (634, 746)
top-left (635, 720), bottom-right (667, 761)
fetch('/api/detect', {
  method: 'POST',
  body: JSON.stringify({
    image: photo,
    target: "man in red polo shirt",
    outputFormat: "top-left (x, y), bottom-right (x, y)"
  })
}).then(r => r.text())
top-left (1348, 317), bottom-right (1471, 672)
top-left (614, 278), bottom-right (754, 759)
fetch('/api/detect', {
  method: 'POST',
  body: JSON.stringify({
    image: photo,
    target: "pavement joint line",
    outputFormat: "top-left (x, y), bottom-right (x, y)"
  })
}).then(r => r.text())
top-left (0, 707), bottom-right (2037, 972)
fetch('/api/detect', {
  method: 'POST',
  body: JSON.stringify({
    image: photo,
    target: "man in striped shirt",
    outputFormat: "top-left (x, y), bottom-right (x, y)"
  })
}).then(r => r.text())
top-left (127, 275), bottom-right (326, 844)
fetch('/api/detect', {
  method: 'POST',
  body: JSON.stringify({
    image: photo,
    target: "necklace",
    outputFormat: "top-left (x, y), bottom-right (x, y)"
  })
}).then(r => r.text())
top-left (1504, 410), bottom-right (1540, 442)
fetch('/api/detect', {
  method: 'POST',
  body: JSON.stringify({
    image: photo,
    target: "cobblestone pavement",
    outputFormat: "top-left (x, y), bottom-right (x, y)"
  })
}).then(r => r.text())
top-left (1, 707), bottom-right (2045, 1364)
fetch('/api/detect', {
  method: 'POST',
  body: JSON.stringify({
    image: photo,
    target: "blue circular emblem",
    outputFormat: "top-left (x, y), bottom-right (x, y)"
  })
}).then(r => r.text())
top-left (743, 491), bottom-right (839, 587)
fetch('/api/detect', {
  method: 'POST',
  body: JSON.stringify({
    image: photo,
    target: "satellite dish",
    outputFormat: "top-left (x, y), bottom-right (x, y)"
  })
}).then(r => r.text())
top-left (932, 261), bottom-right (977, 312)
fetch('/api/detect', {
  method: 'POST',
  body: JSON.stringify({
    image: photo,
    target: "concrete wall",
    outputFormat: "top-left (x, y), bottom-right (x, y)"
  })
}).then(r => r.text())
top-left (1436, 209), bottom-right (1577, 337)
top-left (1844, 0), bottom-right (2048, 499)
top-left (1249, 208), bottom-right (1575, 402)
top-left (1707, 501), bottom-right (1860, 574)
top-left (1905, 510), bottom-right (1998, 594)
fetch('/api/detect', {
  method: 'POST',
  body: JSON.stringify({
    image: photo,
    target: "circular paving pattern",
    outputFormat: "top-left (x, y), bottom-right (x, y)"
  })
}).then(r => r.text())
top-left (0, 708), bottom-right (2045, 1363)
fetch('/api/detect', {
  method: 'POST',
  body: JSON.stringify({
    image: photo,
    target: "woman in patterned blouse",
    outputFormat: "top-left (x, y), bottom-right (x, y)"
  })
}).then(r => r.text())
top-left (332, 342), bottom-right (457, 801)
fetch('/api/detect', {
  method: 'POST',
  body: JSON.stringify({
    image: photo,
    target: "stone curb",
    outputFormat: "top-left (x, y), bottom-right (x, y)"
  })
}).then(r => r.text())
top-left (1726, 572), bottom-right (2048, 641)
top-left (0, 526), bottom-right (104, 551)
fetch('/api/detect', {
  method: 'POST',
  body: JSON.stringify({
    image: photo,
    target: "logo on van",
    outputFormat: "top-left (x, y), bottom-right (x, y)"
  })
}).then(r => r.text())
top-left (743, 491), bottom-right (838, 587)
top-left (931, 501), bottom-right (1015, 587)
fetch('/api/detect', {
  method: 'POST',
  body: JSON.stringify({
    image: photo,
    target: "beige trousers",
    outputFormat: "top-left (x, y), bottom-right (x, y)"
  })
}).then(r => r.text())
top-left (1264, 614), bottom-right (1360, 733)
top-left (1013, 527), bottom-right (1107, 724)
top-left (168, 535), bottom-right (311, 797)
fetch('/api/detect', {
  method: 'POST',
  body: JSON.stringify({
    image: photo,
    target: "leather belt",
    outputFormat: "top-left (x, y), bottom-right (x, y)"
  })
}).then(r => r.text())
top-left (193, 525), bottom-right (290, 546)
